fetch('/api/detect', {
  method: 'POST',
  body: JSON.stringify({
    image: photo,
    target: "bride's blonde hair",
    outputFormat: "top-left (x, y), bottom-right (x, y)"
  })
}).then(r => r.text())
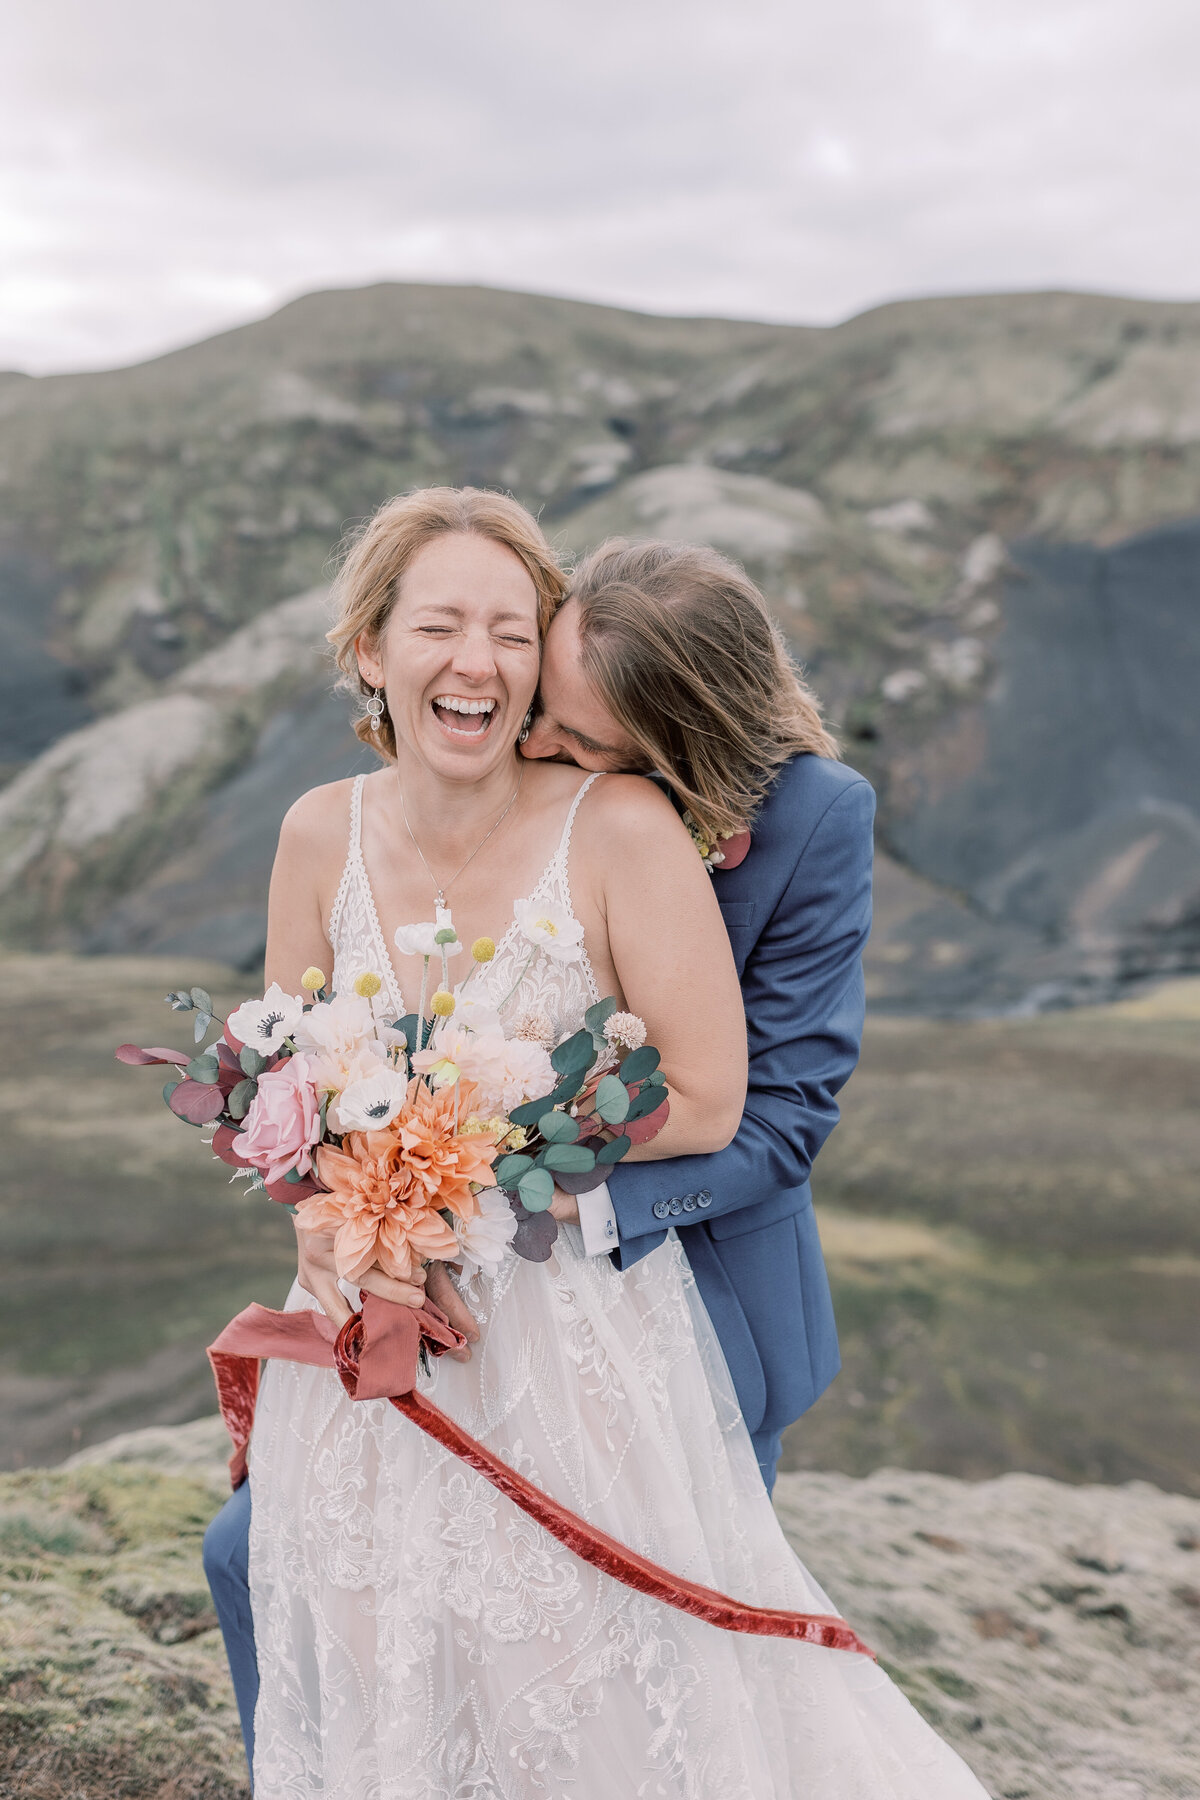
top-left (327, 487), bottom-right (568, 761)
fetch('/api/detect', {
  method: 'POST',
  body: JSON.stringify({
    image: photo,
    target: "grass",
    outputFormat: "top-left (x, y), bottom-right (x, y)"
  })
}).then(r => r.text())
top-left (783, 983), bottom-right (1200, 1493)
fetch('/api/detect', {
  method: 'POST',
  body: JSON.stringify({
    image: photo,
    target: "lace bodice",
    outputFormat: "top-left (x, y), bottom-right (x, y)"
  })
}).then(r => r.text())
top-left (327, 771), bottom-right (602, 1041)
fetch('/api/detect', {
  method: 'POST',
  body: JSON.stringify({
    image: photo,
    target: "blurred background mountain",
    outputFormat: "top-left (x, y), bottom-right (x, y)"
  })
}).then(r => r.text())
top-left (2, 279), bottom-right (1199, 1012)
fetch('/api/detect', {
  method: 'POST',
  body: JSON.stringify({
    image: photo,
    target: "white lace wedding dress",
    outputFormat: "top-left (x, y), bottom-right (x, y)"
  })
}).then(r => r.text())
top-left (248, 773), bottom-right (990, 1799)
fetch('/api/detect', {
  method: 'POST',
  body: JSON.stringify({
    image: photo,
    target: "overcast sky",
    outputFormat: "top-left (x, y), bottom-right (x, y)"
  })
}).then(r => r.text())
top-left (3, 0), bottom-right (1199, 373)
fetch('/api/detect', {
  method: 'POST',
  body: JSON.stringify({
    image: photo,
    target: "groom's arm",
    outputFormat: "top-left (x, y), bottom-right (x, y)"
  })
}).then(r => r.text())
top-left (601, 778), bottom-right (874, 1265)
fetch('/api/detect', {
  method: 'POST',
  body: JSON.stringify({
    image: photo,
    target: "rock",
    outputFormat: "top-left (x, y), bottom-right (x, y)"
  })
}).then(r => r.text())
top-left (559, 463), bottom-right (827, 564)
top-left (0, 1463), bottom-right (248, 1797)
top-left (773, 1467), bottom-right (1200, 1799)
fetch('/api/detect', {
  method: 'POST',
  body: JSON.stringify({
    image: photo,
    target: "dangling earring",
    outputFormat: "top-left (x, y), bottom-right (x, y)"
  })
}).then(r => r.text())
top-left (365, 686), bottom-right (386, 732)
top-left (519, 707), bottom-right (533, 744)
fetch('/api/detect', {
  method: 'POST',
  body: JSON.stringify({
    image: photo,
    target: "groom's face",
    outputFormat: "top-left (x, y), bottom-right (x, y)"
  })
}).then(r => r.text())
top-left (521, 599), bottom-right (647, 772)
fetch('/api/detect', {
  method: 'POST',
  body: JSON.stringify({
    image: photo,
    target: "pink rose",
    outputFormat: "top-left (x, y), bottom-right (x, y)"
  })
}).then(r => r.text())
top-left (232, 1053), bottom-right (322, 1186)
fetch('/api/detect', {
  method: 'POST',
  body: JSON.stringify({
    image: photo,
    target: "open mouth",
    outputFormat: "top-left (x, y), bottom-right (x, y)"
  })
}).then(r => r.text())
top-left (431, 694), bottom-right (498, 740)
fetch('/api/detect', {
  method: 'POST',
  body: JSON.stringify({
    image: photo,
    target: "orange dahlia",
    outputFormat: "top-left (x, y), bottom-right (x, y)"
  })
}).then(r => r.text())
top-left (296, 1077), bottom-right (500, 1283)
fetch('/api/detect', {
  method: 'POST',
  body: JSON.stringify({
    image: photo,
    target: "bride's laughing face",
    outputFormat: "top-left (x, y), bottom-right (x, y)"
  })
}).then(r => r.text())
top-left (357, 532), bottom-right (541, 781)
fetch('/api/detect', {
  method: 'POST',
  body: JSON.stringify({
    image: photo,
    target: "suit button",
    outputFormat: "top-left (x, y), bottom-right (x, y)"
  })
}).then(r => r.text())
top-left (681, 1195), bottom-right (697, 1212)
top-left (697, 1193), bottom-right (713, 1209)
top-left (652, 1200), bottom-right (671, 1220)
top-left (668, 1198), bottom-right (683, 1215)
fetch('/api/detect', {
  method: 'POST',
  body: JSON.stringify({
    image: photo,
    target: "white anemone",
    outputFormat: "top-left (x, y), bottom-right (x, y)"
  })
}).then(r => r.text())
top-left (333, 1063), bottom-right (411, 1132)
top-left (227, 983), bottom-right (305, 1054)
top-left (513, 898), bottom-right (585, 965)
top-left (453, 1186), bottom-right (519, 1278)
top-left (394, 906), bottom-right (463, 959)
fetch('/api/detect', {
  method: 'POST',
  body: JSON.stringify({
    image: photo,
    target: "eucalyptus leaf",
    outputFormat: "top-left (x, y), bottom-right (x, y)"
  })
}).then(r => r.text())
top-left (393, 1013), bottom-right (421, 1051)
top-left (284, 1167), bottom-right (305, 1185)
top-left (186, 1055), bottom-right (220, 1084)
top-left (550, 1028), bottom-right (595, 1076)
top-left (162, 1078), bottom-right (181, 1106)
top-left (494, 1153), bottom-right (534, 1189)
top-left (508, 1094), bottom-right (557, 1129)
top-left (594, 1073), bottom-right (630, 1125)
top-left (228, 1077), bottom-right (258, 1121)
top-left (238, 1045), bottom-right (267, 1077)
top-left (542, 1142), bottom-right (596, 1174)
top-left (193, 1011), bottom-right (213, 1043)
top-left (517, 1167), bottom-right (555, 1212)
top-left (625, 1085), bottom-right (668, 1122)
top-left (595, 1133), bottom-right (631, 1164)
top-left (189, 987), bottom-right (214, 1015)
top-left (619, 1046), bottom-right (660, 1083)
top-left (165, 991), bottom-right (194, 1012)
top-left (645, 1069), bottom-right (667, 1086)
top-left (584, 996), bottom-right (617, 1034)
top-left (536, 1109), bottom-right (579, 1145)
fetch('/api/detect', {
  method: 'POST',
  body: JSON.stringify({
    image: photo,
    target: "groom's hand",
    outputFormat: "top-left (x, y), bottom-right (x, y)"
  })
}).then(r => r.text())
top-left (294, 1219), bottom-right (426, 1328)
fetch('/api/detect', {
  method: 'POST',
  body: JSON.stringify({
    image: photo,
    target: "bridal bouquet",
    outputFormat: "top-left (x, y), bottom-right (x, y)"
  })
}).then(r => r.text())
top-left (117, 911), bottom-right (668, 1282)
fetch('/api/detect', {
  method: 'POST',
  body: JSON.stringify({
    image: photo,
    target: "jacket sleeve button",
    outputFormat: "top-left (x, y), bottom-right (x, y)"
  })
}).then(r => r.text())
top-left (697, 1193), bottom-right (713, 1209)
top-left (668, 1198), bottom-right (683, 1215)
top-left (681, 1195), bottom-right (697, 1211)
top-left (652, 1199), bottom-right (670, 1220)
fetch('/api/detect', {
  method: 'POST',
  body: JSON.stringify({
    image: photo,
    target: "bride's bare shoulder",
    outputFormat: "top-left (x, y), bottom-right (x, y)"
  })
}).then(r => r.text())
top-left (577, 773), bottom-right (689, 852)
top-left (276, 777), bottom-right (361, 858)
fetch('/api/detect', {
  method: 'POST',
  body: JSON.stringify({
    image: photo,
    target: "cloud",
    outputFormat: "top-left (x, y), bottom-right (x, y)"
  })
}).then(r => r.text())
top-left (1, 0), bottom-right (1198, 371)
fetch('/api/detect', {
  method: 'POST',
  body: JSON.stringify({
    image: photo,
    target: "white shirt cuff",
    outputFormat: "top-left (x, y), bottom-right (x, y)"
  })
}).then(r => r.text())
top-left (576, 1181), bottom-right (620, 1256)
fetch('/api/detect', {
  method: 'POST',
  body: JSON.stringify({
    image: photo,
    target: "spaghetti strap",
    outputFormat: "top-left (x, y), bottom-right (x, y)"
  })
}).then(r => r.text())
top-left (552, 772), bottom-right (603, 870)
top-left (326, 774), bottom-right (368, 955)
top-left (348, 772), bottom-right (366, 857)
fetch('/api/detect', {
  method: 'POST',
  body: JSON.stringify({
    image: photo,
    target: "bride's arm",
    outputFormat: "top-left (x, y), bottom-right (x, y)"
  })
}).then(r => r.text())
top-left (263, 784), bottom-right (344, 992)
top-left (582, 777), bottom-right (747, 1159)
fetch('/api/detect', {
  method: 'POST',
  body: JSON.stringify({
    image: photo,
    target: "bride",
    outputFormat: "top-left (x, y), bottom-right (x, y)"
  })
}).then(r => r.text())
top-left (246, 486), bottom-right (989, 1797)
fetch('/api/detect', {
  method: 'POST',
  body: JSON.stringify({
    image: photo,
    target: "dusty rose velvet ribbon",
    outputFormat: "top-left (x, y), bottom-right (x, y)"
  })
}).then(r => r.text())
top-left (207, 1293), bottom-right (874, 1657)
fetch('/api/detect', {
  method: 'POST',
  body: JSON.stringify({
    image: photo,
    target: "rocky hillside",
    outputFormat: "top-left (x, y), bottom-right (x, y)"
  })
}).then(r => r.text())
top-left (2, 283), bottom-right (1199, 1005)
top-left (2, 1418), bottom-right (1196, 1799)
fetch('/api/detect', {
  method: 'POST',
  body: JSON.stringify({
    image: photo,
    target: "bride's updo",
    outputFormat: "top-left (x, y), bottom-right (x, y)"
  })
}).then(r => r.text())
top-left (327, 487), bottom-right (567, 760)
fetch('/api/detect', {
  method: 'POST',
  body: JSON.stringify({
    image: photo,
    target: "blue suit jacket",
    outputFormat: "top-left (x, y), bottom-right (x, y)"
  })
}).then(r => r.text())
top-left (605, 753), bottom-right (874, 1448)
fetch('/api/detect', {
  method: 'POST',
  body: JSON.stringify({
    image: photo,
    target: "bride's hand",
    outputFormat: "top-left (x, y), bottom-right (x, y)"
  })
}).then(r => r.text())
top-left (549, 1186), bottom-right (580, 1225)
top-left (294, 1219), bottom-right (426, 1328)
top-left (423, 1261), bottom-right (479, 1362)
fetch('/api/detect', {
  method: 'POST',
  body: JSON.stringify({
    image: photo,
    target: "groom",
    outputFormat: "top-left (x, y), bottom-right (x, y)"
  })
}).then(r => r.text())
top-left (203, 535), bottom-right (873, 1760)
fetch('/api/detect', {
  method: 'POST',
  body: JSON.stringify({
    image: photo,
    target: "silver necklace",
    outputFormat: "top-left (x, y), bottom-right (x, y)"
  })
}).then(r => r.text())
top-left (398, 765), bottom-right (525, 910)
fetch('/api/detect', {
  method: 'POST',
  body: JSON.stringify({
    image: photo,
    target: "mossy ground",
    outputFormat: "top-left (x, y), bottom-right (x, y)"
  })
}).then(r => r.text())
top-left (0, 1464), bottom-right (247, 1798)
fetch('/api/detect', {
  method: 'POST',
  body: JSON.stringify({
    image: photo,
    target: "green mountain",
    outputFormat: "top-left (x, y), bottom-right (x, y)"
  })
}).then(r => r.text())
top-left (2, 281), bottom-right (1199, 1006)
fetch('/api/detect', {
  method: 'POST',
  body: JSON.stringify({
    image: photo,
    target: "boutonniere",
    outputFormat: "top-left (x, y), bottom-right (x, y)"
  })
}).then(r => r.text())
top-left (684, 814), bottom-right (752, 874)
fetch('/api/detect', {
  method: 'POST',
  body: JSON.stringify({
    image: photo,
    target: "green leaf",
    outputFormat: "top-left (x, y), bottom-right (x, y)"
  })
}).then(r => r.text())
top-left (542, 1142), bottom-right (596, 1174)
top-left (193, 1011), bottom-right (213, 1044)
top-left (186, 1055), bottom-right (220, 1084)
top-left (165, 990), bottom-right (194, 1012)
top-left (189, 987), bottom-right (214, 1015)
top-left (584, 996), bottom-right (617, 1034)
top-left (507, 1094), bottom-right (558, 1129)
top-left (239, 1045), bottom-right (267, 1077)
top-left (494, 1153), bottom-right (534, 1189)
top-left (162, 1078), bottom-right (181, 1106)
top-left (284, 1166), bottom-right (305, 1185)
top-left (228, 1077), bottom-right (258, 1121)
top-left (619, 1046), bottom-right (660, 1083)
top-left (626, 1085), bottom-right (668, 1122)
top-left (392, 1013), bottom-right (421, 1051)
top-left (645, 1069), bottom-right (667, 1086)
top-left (551, 1028), bottom-right (595, 1076)
top-left (517, 1167), bottom-right (555, 1212)
top-left (536, 1109), bottom-right (579, 1144)
top-left (594, 1073), bottom-right (630, 1125)
top-left (595, 1134), bottom-right (631, 1165)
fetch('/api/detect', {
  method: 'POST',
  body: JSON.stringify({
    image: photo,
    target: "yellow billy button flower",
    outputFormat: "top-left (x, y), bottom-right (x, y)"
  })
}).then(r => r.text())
top-left (300, 967), bottom-right (326, 992)
top-left (431, 990), bottom-right (456, 1017)
top-left (471, 936), bottom-right (496, 963)
top-left (353, 971), bottom-right (382, 998)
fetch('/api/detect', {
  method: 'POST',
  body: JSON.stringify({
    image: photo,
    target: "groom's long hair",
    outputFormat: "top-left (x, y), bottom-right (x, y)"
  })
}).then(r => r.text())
top-left (569, 540), bottom-right (838, 839)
